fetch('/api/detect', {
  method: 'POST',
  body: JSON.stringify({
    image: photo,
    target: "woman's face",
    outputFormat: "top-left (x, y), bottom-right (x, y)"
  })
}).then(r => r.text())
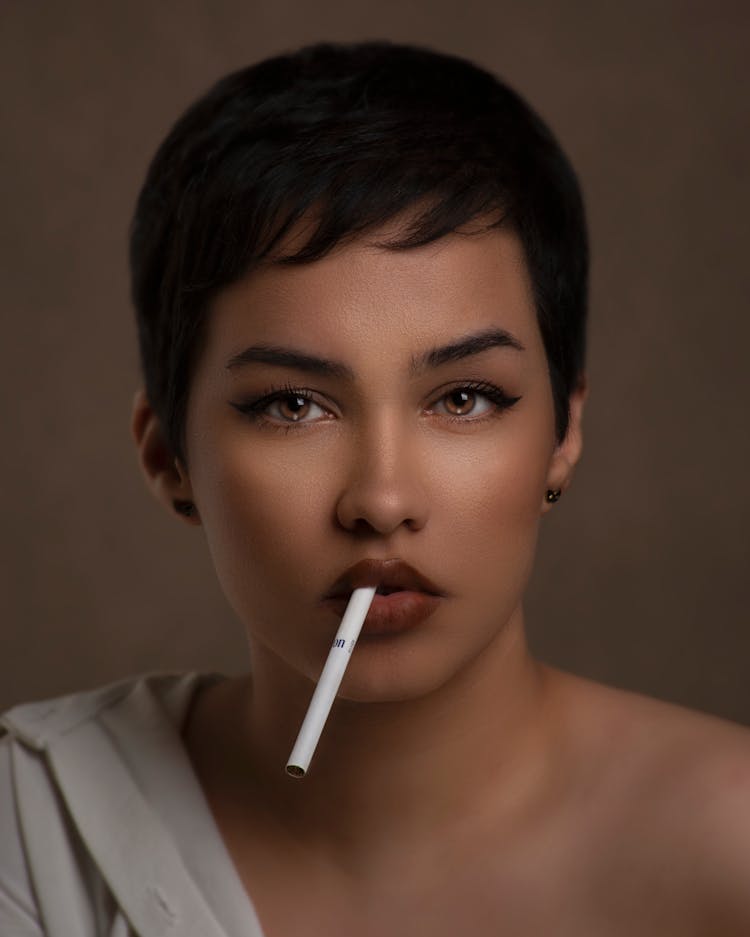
top-left (180, 224), bottom-right (581, 702)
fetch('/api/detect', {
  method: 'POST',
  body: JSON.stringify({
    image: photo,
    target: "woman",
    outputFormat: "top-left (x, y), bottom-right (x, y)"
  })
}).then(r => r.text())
top-left (2, 40), bottom-right (749, 936)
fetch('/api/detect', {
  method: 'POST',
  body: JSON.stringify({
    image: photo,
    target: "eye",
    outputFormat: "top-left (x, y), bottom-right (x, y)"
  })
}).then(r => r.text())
top-left (230, 384), bottom-right (332, 430)
top-left (428, 381), bottom-right (521, 422)
top-left (261, 391), bottom-right (327, 423)
top-left (231, 380), bottom-right (521, 432)
top-left (433, 387), bottom-right (493, 418)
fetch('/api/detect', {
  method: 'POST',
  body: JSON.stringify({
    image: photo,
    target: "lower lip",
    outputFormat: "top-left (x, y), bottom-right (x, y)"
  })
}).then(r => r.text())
top-left (323, 591), bottom-right (442, 636)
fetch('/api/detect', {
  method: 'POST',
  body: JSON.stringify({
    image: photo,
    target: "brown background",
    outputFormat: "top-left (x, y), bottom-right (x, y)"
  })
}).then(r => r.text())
top-left (1, 1), bottom-right (748, 721)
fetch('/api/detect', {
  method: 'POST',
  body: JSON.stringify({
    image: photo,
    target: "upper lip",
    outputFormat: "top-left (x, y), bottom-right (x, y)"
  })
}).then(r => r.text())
top-left (324, 558), bottom-right (444, 599)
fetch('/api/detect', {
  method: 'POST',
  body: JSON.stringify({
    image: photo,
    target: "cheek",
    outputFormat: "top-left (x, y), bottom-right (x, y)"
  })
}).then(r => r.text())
top-left (437, 425), bottom-right (552, 592)
top-left (441, 422), bottom-right (550, 523)
top-left (192, 441), bottom-right (331, 609)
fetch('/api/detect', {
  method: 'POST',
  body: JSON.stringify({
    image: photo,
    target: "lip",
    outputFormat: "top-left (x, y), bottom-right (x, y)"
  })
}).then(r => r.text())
top-left (322, 558), bottom-right (445, 637)
top-left (323, 591), bottom-right (443, 636)
top-left (323, 558), bottom-right (444, 600)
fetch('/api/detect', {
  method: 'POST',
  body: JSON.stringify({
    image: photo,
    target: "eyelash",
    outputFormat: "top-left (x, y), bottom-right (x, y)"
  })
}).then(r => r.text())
top-left (231, 380), bottom-right (521, 434)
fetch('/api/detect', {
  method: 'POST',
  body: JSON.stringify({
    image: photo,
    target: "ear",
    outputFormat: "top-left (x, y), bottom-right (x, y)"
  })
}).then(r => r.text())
top-left (130, 389), bottom-right (201, 525)
top-left (541, 378), bottom-right (587, 514)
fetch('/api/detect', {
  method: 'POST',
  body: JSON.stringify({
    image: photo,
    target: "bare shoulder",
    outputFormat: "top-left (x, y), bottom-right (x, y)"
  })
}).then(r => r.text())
top-left (545, 668), bottom-right (750, 934)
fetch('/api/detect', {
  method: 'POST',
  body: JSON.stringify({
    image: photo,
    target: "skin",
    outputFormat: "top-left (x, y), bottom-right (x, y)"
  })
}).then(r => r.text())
top-left (133, 223), bottom-right (750, 936)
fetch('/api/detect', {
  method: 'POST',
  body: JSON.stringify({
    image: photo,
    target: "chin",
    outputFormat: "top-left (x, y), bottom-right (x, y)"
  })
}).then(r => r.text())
top-left (332, 637), bottom-right (480, 704)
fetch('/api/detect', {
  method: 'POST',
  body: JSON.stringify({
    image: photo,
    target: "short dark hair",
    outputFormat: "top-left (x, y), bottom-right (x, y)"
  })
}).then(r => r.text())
top-left (130, 41), bottom-right (588, 464)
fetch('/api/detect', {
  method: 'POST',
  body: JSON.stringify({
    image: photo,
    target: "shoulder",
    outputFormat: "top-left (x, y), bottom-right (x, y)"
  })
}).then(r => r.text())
top-left (549, 670), bottom-right (750, 934)
top-left (641, 704), bottom-right (750, 933)
top-left (0, 736), bottom-right (44, 934)
top-left (0, 671), bottom-right (225, 935)
top-left (0, 671), bottom-right (212, 751)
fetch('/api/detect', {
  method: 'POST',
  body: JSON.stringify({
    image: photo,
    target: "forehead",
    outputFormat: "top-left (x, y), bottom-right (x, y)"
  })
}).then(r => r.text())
top-left (199, 225), bottom-right (543, 379)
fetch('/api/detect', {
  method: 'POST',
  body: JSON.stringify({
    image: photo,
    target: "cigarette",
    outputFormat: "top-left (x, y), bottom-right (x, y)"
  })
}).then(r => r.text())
top-left (286, 585), bottom-right (377, 778)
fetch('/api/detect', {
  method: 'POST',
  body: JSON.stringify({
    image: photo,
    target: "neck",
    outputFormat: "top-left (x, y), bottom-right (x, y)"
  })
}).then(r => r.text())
top-left (187, 609), bottom-right (557, 871)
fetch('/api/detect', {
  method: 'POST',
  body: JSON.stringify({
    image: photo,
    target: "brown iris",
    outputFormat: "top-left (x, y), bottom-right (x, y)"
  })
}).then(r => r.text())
top-left (277, 395), bottom-right (311, 421)
top-left (444, 389), bottom-right (476, 416)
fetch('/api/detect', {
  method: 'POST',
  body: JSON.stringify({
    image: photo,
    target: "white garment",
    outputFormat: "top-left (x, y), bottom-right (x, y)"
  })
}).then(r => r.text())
top-left (0, 673), bottom-right (267, 937)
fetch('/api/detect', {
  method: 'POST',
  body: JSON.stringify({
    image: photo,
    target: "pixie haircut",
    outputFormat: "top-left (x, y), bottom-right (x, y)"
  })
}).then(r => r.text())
top-left (130, 41), bottom-right (588, 464)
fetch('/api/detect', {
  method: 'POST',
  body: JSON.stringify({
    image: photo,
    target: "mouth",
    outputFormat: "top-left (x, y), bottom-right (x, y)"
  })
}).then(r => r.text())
top-left (323, 557), bottom-right (444, 600)
top-left (322, 558), bottom-right (445, 636)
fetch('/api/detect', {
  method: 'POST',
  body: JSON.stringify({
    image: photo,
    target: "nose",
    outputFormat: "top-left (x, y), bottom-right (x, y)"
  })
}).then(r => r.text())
top-left (335, 410), bottom-right (429, 536)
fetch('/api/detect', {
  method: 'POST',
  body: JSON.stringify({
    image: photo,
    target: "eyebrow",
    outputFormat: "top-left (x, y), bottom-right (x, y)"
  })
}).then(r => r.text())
top-left (225, 327), bottom-right (525, 380)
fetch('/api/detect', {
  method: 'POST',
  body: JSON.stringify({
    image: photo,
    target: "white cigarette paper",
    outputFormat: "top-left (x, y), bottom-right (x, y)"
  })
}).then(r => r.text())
top-left (286, 585), bottom-right (377, 777)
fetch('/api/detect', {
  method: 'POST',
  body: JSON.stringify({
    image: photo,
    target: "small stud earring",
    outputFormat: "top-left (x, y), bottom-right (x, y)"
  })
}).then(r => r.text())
top-left (173, 499), bottom-right (196, 517)
top-left (545, 489), bottom-right (562, 503)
